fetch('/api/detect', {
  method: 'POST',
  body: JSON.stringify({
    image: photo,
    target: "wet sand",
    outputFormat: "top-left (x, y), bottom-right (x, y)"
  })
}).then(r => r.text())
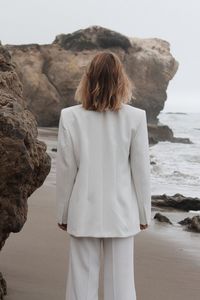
top-left (1, 184), bottom-right (200, 300)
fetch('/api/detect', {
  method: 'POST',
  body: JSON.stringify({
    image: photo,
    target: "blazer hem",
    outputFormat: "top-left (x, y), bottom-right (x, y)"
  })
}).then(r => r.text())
top-left (66, 228), bottom-right (141, 238)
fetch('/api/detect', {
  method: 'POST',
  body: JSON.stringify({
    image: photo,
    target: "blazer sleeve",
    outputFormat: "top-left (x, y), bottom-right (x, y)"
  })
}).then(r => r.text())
top-left (56, 111), bottom-right (78, 224)
top-left (130, 110), bottom-right (152, 225)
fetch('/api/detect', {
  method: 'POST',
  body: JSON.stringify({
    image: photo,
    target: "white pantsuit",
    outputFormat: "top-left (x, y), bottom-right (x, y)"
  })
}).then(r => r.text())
top-left (66, 235), bottom-right (136, 300)
top-left (56, 103), bottom-right (151, 299)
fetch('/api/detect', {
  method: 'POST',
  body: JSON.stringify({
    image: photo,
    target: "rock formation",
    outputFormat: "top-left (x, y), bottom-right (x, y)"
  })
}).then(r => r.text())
top-left (0, 44), bottom-right (51, 298)
top-left (2, 25), bottom-right (184, 143)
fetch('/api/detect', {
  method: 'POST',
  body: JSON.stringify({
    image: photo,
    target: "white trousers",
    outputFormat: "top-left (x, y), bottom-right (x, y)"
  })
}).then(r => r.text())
top-left (65, 235), bottom-right (136, 300)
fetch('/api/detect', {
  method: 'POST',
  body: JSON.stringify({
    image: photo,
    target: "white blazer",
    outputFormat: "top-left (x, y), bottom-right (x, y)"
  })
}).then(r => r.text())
top-left (56, 103), bottom-right (151, 237)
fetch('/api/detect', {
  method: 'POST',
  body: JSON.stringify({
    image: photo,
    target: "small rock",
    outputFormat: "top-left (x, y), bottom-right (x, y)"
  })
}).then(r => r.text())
top-left (154, 212), bottom-right (173, 224)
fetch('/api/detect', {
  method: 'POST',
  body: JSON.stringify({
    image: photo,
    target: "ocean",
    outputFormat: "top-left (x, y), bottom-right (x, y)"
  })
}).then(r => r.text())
top-left (150, 112), bottom-right (200, 197)
top-left (39, 112), bottom-right (200, 198)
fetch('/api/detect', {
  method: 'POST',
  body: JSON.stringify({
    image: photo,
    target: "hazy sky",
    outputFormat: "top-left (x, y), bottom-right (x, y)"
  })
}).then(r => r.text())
top-left (0, 0), bottom-right (199, 112)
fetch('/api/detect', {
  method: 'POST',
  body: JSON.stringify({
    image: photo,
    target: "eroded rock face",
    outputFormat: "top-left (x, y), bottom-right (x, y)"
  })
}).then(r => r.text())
top-left (4, 25), bottom-right (178, 131)
top-left (125, 37), bottom-right (178, 124)
top-left (0, 44), bottom-right (51, 297)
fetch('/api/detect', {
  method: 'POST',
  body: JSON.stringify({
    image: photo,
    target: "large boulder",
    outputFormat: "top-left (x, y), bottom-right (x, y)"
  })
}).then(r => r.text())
top-left (4, 25), bottom-right (178, 130)
top-left (0, 44), bottom-right (51, 297)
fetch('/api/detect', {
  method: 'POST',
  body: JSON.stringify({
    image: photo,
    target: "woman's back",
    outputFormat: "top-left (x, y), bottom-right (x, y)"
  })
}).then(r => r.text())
top-left (56, 103), bottom-right (151, 237)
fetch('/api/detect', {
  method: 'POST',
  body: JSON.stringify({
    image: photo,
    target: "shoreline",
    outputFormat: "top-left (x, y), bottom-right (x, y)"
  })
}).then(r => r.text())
top-left (1, 184), bottom-right (200, 300)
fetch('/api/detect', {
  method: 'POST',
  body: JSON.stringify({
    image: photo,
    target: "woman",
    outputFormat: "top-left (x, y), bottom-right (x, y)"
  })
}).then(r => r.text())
top-left (56, 51), bottom-right (151, 300)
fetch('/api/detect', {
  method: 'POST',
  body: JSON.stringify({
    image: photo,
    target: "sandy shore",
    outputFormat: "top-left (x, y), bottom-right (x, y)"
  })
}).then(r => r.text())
top-left (1, 184), bottom-right (200, 300)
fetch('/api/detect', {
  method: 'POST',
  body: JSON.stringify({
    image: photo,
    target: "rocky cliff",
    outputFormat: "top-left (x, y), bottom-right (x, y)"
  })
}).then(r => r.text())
top-left (4, 26), bottom-right (178, 130)
top-left (0, 44), bottom-right (51, 298)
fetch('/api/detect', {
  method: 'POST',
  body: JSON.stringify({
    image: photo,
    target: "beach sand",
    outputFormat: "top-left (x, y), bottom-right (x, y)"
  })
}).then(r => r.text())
top-left (1, 184), bottom-right (200, 300)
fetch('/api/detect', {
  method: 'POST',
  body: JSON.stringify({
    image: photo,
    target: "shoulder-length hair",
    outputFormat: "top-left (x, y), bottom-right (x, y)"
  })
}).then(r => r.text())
top-left (74, 51), bottom-right (133, 112)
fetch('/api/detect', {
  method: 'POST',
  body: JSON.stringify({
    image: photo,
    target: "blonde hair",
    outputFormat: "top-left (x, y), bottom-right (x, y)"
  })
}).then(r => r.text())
top-left (74, 51), bottom-right (133, 112)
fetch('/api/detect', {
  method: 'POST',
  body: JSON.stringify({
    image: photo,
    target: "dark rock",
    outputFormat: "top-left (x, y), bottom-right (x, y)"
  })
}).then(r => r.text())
top-left (51, 147), bottom-right (57, 152)
top-left (178, 217), bottom-right (192, 226)
top-left (148, 124), bottom-right (192, 145)
top-left (152, 193), bottom-right (200, 211)
top-left (154, 212), bottom-right (173, 224)
top-left (53, 25), bottom-right (132, 52)
top-left (178, 215), bottom-right (200, 233)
